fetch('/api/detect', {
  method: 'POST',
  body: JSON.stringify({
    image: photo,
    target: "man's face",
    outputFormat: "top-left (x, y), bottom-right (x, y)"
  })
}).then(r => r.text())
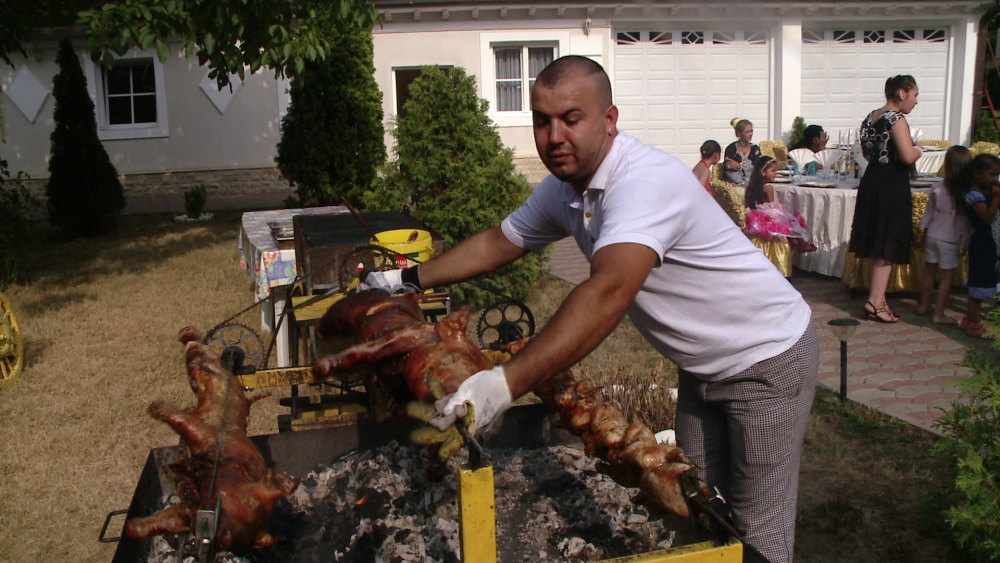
top-left (531, 74), bottom-right (617, 191)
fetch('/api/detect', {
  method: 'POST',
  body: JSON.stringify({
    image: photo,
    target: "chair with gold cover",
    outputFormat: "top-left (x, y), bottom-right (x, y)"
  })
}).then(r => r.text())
top-left (710, 179), bottom-right (792, 277)
top-left (759, 140), bottom-right (789, 170)
top-left (970, 141), bottom-right (1000, 157)
top-left (919, 139), bottom-right (950, 149)
top-left (711, 163), bottom-right (723, 180)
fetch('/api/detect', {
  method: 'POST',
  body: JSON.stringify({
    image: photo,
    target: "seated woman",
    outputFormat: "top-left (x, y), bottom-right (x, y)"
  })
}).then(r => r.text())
top-left (789, 124), bottom-right (830, 175)
top-left (691, 140), bottom-right (721, 195)
top-left (744, 156), bottom-right (817, 253)
top-left (723, 118), bottom-right (761, 186)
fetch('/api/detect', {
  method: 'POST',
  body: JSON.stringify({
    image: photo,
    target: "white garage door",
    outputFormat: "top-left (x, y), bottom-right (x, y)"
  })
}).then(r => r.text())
top-left (801, 28), bottom-right (949, 141)
top-left (614, 29), bottom-right (770, 166)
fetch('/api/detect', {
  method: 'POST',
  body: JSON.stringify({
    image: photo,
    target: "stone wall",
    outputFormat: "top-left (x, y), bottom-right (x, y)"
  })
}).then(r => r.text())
top-left (513, 157), bottom-right (549, 185)
top-left (18, 167), bottom-right (295, 213)
top-left (16, 160), bottom-right (547, 214)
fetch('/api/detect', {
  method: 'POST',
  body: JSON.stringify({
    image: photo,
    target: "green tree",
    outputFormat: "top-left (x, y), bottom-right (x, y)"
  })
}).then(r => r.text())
top-left (275, 21), bottom-right (384, 207)
top-left (934, 314), bottom-right (1000, 561)
top-left (77, 0), bottom-right (379, 89)
top-left (0, 0), bottom-right (87, 67)
top-left (788, 116), bottom-right (807, 148)
top-left (364, 66), bottom-right (545, 311)
top-left (46, 38), bottom-right (125, 237)
top-left (974, 110), bottom-right (1000, 144)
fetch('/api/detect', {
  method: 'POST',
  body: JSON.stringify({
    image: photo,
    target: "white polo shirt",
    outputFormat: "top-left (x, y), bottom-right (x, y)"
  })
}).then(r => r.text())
top-left (501, 131), bottom-right (812, 380)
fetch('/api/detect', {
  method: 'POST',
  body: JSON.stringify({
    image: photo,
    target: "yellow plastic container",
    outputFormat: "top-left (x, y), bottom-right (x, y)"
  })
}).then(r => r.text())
top-left (372, 229), bottom-right (434, 269)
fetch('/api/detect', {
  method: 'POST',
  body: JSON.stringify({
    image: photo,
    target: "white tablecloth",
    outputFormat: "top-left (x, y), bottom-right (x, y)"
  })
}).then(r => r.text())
top-left (916, 148), bottom-right (946, 174)
top-left (773, 179), bottom-right (931, 277)
top-left (773, 180), bottom-right (859, 277)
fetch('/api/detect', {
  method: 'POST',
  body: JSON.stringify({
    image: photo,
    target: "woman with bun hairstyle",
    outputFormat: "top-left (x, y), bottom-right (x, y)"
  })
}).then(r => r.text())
top-left (692, 140), bottom-right (722, 195)
top-left (723, 118), bottom-right (761, 187)
top-left (848, 75), bottom-right (923, 323)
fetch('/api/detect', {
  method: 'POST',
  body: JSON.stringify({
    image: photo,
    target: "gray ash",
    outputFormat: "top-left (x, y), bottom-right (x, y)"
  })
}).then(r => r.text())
top-left (143, 442), bottom-right (697, 563)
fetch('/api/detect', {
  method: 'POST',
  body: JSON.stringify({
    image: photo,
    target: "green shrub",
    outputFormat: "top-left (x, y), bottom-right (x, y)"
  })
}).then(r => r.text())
top-left (183, 184), bottom-right (208, 218)
top-left (974, 111), bottom-right (1000, 144)
top-left (364, 66), bottom-right (545, 311)
top-left (275, 19), bottom-right (385, 207)
top-left (788, 116), bottom-right (807, 148)
top-left (934, 310), bottom-right (1000, 561)
top-left (46, 37), bottom-right (125, 237)
top-left (0, 158), bottom-right (38, 286)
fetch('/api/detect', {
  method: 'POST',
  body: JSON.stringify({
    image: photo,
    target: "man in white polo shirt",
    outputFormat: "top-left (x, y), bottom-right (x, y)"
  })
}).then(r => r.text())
top-left (369, 56), bottom-right (817, 563)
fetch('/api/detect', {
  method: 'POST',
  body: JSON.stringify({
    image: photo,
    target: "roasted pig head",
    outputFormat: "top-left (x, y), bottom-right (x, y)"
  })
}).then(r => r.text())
top-left (124, 327), bottom-right (299, 550)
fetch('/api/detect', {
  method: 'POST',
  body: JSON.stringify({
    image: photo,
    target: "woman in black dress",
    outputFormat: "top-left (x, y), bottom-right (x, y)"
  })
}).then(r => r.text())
top-left (723, 118), bottom-right (761, 187)
top-left (848, 75), bottom-right (924, 323)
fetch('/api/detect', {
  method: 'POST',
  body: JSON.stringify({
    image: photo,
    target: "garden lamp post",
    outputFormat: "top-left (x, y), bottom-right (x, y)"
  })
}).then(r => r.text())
top-left (827, 318), bottom-right (860, 401)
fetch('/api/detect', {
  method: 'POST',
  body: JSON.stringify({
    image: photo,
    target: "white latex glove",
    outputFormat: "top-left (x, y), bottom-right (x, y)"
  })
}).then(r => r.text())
top-left (364, 269), bottom-right (403, 291)
top-left (429, 365), bottom-right (512, 436)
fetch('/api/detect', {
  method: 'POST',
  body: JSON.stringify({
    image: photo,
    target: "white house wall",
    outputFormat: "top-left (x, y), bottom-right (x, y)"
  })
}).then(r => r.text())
top-left (373, 24), bottom-right (611, 159)
top-left (0, 40), bottom-right (283, 180)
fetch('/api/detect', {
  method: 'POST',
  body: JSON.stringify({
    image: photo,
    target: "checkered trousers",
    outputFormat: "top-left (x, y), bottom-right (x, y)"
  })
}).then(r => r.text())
top-left (676, 323), bottom-right (819, 563)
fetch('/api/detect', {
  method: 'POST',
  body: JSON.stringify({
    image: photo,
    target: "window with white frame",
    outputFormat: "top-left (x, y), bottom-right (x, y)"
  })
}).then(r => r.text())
top-left (494, 45), bottom-right (554, 112)
top-left (85, 47), bottom-right (169, 140)
top-left (103, 61), bottom-right (158, 125)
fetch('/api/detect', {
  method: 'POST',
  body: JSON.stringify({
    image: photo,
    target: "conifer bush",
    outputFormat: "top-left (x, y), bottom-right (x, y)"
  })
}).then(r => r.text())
top-left (788, 116), bottom-right (807, 148)
top-left (974, 111), bottom-right (1000, 144)
top-left (46, 37), bottom-right (125, 237)
top-left (364, 66), bottom-right (545, 311)
top-left (275, 21), bottom-right (385, 207)
top-left (934, 313), bottom-right (1000, 561)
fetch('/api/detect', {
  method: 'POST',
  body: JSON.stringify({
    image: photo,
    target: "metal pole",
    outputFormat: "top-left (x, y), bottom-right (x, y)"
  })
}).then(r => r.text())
top-left (840, 341), bottom-right (848, 401)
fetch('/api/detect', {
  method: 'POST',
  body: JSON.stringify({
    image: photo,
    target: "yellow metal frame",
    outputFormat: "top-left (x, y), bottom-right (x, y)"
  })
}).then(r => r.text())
top-left (457, 463), bottom-right (498, 563)
top-left (453, 439), bottom-right (742, 563)
top-left (0, 291), bottom-right (24, 390)
top-left (597, 539), bottom-right (743, 562)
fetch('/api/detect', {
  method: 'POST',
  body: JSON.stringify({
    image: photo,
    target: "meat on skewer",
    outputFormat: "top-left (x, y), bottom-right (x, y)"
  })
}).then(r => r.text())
top-left (314, 289), bottom-right (492, 404)
top-left (504, 339), bottom-right (704, 519)
top-left (125, 327), bottom-right (299, 550)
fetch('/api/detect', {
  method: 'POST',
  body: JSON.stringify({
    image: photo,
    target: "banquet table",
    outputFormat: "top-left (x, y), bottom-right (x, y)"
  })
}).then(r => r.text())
top-left (238, 205), bottom-right (349, 366)
top-left (772, 176), bottom-right (966, 292)
top-left (771, 176), bottom-right (862, 277)
top-left (915, 146), bottom-right (946, 175)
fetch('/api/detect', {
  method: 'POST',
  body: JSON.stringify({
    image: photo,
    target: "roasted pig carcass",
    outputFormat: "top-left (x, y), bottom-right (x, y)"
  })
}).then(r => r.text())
top-left (313, 289), bottom-right (492, 404)
top-left (125, 327), bottom-right (299, 550)
top-left (503, 339), bottom-right (704, 519)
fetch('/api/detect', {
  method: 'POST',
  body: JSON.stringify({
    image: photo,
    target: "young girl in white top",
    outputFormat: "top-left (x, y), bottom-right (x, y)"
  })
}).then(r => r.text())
top-left (917, 145), bottom-right (972, 325)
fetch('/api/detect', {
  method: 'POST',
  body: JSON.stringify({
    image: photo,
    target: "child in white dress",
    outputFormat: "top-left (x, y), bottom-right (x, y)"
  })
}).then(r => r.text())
top-left (917, 145), bottom-right (971, 325)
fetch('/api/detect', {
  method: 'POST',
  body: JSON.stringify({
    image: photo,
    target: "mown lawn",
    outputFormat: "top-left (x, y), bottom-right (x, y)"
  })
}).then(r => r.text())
top-left (0, 211), bottom-right (958, 562)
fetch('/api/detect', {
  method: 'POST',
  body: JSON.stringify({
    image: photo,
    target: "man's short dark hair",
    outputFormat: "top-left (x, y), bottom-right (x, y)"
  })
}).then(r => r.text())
top-left (534, 55), bottom-right (613, 109)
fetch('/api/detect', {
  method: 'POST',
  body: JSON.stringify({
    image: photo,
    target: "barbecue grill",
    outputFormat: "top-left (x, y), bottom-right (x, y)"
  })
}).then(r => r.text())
top-left (102, 405), bottom-right (742, 562)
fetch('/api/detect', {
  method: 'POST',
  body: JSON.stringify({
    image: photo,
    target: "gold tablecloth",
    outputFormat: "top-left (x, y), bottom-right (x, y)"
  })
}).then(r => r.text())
top-left (841, 191), bottom-right (968, 292)
top-left (751, 236), bottom-right (793, 277)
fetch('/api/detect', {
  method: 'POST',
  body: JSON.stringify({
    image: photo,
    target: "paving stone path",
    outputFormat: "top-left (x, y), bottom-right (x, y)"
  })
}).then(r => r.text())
top-left (546, 237), bottom-right (990, 435)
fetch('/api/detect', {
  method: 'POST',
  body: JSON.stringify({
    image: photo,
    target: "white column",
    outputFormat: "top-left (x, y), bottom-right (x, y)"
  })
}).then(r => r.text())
top-left (273, 286), bottom-right (292, 368)
top-left (950, 15), bottom-right (980, 145)
top-left (773, 20), bottom-right (802, 142)
top-left (261, 286), bottom-right (292, 368)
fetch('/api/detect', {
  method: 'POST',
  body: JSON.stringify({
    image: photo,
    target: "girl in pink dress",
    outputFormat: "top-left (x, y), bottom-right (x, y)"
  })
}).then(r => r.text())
top-left (917, 145), bottom-right (971, 325)
top-left (744, 157), bottom-right (817, 253)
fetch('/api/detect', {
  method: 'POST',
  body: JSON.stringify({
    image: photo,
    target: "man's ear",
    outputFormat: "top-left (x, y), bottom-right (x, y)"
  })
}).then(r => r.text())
top-left (605, 105), bottom-right (619, 133)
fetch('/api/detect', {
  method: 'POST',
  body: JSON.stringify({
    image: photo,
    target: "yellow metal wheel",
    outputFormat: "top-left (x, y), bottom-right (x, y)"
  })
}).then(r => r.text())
top-left (0, 291), bottom-right (24, 389)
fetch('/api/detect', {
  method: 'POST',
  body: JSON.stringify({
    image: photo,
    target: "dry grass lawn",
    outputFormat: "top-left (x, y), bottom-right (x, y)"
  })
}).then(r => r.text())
top-left (0, 211), bottom-right (958, 563)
